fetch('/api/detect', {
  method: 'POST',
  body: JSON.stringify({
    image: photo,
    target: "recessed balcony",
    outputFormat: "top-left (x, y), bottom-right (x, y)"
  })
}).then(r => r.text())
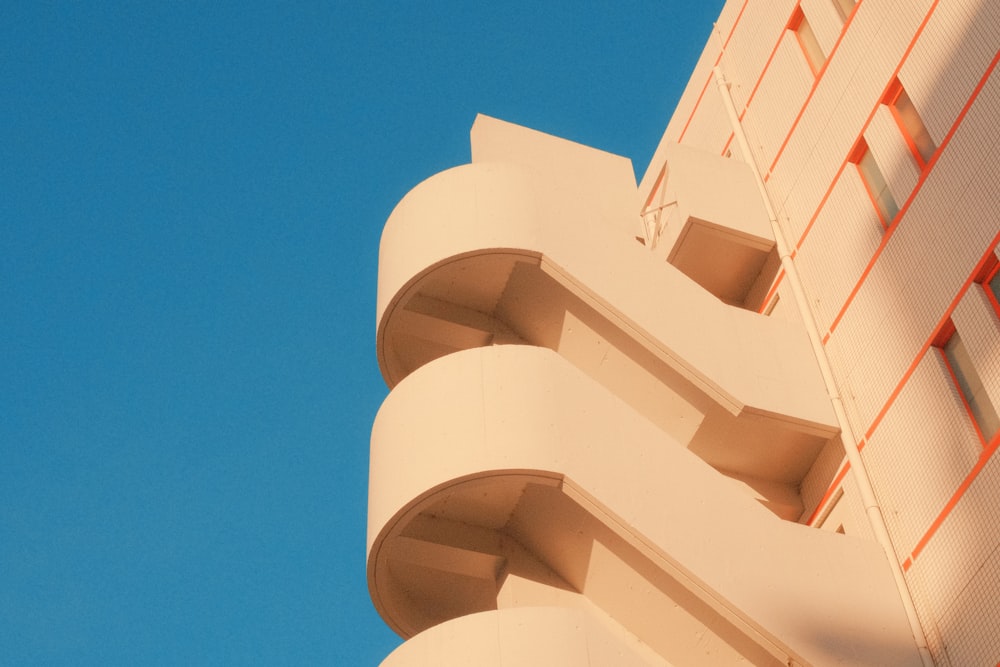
top-left (643, 142), bottom-right (777, 309)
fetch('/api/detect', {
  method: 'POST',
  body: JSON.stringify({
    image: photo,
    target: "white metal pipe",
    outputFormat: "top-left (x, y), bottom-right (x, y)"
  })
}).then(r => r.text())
top-left (711, 65), bottom-right (935, 667)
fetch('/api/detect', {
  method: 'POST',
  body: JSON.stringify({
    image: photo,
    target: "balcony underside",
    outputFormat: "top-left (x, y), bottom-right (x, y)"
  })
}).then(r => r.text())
top-left (376, 159), bottom-right (837, 508)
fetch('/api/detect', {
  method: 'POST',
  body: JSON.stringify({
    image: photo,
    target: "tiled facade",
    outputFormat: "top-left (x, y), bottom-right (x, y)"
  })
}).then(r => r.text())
top-left (368, 1), bottom-right (1000, 664)
top-left (643, 1), bottom-right (999, 664)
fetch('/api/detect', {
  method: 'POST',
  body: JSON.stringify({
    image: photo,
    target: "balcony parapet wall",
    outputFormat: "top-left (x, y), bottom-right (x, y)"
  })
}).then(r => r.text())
top-left (367, 346), bottom-right (922, 666)
top-left (377, 117), bottom-right (838, 496)
top-left (376, 146), bottom-right (834, 432)
top-left (379, 606), bottom-right (670, 667)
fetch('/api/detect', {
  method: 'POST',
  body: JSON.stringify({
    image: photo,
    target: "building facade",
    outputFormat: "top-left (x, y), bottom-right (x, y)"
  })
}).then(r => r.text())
top-left (366, 0), bottom-right (1000, 664)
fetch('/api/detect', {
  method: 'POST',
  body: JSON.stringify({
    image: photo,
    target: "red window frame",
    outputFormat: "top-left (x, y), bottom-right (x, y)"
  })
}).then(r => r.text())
top-left (976, 252), bottom-right (1000, 318)
top-left (788, 6), bottom-right (824, 76)
top-left (832, 0), bottom-right (858, 24)
top-left (848, 138), bottom-right (896, 229)
top-left (933, 318), bottom-right (1000, 447)
top-left (882, 78), bottom-right (936, 169)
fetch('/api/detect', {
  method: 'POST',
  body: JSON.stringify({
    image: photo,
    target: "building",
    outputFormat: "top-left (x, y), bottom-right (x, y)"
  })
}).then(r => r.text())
top-left (365, 0), bottom-right (1000, 664)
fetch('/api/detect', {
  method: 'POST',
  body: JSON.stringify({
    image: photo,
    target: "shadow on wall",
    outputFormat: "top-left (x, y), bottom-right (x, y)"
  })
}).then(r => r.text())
top-left (793, 0), bottom-right (1000, 663)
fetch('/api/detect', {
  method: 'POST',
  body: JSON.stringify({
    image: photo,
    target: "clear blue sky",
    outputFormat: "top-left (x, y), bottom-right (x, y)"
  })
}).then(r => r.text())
top-left (1, 2), bottom-right (722, 664)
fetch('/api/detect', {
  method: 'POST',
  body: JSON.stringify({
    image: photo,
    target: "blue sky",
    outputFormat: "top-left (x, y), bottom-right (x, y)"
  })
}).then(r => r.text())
top-left (1, 2), bottom-right (722, 664)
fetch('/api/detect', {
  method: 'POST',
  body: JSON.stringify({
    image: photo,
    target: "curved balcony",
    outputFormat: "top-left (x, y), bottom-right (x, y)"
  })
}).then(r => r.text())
top-left (367, 345), bottom-right (921, 667)
top-left (375, 125), bottom-right (837, 510)
top-left (379, 606), bottom-right (669, 667)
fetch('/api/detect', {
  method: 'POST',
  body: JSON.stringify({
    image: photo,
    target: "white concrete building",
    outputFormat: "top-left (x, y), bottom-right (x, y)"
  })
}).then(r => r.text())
top-left (367, 1), bottom-right (1000, 664)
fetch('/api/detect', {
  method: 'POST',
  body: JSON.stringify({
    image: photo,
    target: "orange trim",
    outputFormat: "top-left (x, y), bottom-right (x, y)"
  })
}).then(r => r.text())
top-left (884, 78), bottom-right (928, 169)
top-left (677, 0), bottom-right (750, 143)
top-left (677, 74), bottom-right (715, 144)
top-left (846, 137), bottom-right (868, 164)
top-left (757, 269), bottom-right (786, 314)
top-left (892, 106), bottom-right (928, 169)
top-left (909, 432), bottom-right (1000, 564)
top-left (936, 330), bottom-right (991, 446)
top-left (642, 164), bottom-right (668, 210)
top-left (796, 160), bottom-right (850, 251)
top-left (857, 240), bottom-right (1000, 567)
top-left (856, 170), bottom-right (890, 229)
top-left (791, 9), bottom-right (822, 76)
top-left (739, 10), bottom-right (795, 120)
top-left (796, 4), bottom-right (941, 252)
top-left (930, 317), bottom-right (955, 348)
top-left (977, 253), bottom-right (999, 283)
top-left (675, 0), bottom-right (751, 144)
top-left (766, 0), bottom-right (865, 175)
top-left (721, 132), bottom-right (734, 157)
top-left (806, 460), bottom-right (851, 526)
top-left (735, 2), bottom-right (865, 172)
top-left (772, 0), bottom-right (937, 176)
top-left (825, 48), bottom-right (1000, 338)
top-left (863, 236), bottom-right (1000, 442)
top-left (721, 0), bottom-right (750, 51)
top-left (849, 141), bottom-right (891, 229)
top-left (980, 254), bottom-right (1000, 318)
top-left (653, 0), bottom-right (752, 200)
top-left (844, 1), bottom-right (861, 24)
top-left (986, 281), bottom-right (1000, 318)
top-left (881, 77), bottom-right (903, 105)
top-left (786, 5), bottom-right (804, 30)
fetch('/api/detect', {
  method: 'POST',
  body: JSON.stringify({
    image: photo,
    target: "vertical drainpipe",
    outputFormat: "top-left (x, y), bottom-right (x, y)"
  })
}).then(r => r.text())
top-left (711, 66), bottom-right (935, 667)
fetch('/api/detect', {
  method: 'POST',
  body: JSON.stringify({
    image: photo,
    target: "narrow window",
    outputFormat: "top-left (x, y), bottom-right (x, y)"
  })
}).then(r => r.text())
top-left (849, 139), bottom-right (898, 228)
top-left (935, 319), bottom-right (1000, 445)
top-left (988, 272), bottom-right (1000, 315)
top-left (976, 252), bottom-right (1000, 317)
top-left (763, 293), bottom-right (780, 316)
top-left (883, 78), bottom-right (936, 167)
top-left (833, 0), bottom-right (857, 23)
top-left (814, 487), bottom-right (844, 530)
top-left (788, 7), bottom-right (825, 75)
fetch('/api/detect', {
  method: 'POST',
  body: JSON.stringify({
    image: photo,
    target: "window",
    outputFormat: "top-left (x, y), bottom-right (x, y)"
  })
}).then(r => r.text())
top-left (763, 293), bottom-right (780, 316)
top-left (849, 138), bottom-right (898, 228)
top-left (977, 252), bottom-right (1000, 317)
top-left (833, 0), bottom-right (857, 23)
top-left (883, 78), bottom-right (936, 167)
top-left (789, 7), bottom-right (825, 75)
top-left (935, 319), bottom-right (1000, 445)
